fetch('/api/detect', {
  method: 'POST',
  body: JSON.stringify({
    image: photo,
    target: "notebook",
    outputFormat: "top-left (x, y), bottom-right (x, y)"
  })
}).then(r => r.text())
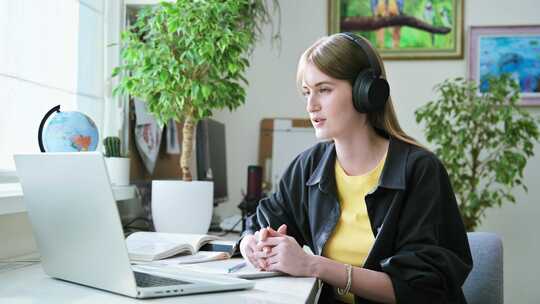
top-left (137, 258), bottom-right (283, 280)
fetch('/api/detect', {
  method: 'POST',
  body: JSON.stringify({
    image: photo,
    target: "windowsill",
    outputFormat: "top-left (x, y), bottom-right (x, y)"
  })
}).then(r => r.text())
top-left (0, 183), bottom-right (23, 198)
top-left (0, 184), bottom-right (138, 216)
top-left (0, 184), bottom-right (25, 215)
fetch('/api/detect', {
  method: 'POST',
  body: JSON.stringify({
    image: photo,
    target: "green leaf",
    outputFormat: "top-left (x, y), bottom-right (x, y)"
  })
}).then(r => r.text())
top-left (201, 85), bottom-right (211, 99)
top-left (159, 70), bottom-right (168, 82)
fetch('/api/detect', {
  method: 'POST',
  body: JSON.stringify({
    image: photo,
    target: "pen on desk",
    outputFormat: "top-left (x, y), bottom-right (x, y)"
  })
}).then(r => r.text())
top-left (227, 262), bottom-right (247, 273)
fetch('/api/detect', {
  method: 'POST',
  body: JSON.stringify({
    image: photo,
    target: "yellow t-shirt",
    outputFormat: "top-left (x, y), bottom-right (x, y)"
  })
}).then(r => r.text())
top-left (322, 155), bottom-right (386, 303)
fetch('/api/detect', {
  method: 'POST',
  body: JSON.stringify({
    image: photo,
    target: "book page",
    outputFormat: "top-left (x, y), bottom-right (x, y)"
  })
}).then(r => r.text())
top-left (126, 240), bottom-right (191, 257)
top-left (126, 232), bottom-right (219, 251)
top-left (132, 251), bottom-right (230, 266)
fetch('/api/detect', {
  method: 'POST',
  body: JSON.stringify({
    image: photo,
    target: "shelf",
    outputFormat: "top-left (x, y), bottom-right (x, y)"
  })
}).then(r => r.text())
top-left (0, 184), bottom-right (138, 216)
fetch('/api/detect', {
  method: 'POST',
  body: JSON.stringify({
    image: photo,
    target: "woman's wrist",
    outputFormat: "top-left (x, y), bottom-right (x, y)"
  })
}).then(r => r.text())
top-left (308, 255), bottom-right (323, 278)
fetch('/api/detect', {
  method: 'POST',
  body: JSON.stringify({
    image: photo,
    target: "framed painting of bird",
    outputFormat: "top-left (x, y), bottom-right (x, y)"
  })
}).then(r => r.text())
top-left (468, 25), bottom-right (540, 106)
top-left (328, 0), bottom-right (464, 59)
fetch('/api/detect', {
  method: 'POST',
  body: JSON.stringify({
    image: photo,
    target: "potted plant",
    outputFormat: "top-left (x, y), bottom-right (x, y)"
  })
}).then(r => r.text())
top-left (103, 136), bottom-right (130, 186)
top-left (112, 0), bottom-right (279, 233)
top-left (415, 74), bottom-right (539, 231)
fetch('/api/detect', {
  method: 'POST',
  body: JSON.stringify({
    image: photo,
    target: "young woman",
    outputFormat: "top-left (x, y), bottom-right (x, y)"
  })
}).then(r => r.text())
top-left (239, 33), bottom-right (472, 304)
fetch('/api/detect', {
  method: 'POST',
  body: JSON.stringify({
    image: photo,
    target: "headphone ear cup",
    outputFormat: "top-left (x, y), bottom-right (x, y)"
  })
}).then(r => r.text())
top-left (352, 69), bottom-right (375, 113)
top-left (352, 69), bottom-right (390, 113)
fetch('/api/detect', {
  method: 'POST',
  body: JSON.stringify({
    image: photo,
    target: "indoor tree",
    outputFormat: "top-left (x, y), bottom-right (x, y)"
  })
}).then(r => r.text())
top-left (112, 0), bottom-right (279, 181)
top-left (415, 74), bottom-right (539, 231)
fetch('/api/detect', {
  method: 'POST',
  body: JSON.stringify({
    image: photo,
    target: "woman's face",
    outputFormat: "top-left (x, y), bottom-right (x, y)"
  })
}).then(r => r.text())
top-left (301, 63), bottom-right (362, 140)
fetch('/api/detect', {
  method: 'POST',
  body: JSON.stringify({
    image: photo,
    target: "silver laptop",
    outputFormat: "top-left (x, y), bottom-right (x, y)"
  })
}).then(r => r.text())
top-left (14, 152), bottom-right (254, 298)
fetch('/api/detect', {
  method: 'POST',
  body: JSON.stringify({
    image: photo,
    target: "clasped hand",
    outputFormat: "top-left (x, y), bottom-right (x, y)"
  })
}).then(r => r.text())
top-left (239, 224), bottom-right (314, 277)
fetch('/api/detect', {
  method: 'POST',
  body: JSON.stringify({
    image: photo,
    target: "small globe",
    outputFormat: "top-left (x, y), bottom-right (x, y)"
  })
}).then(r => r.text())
top-left (43, 111), bottom-right (99, 152)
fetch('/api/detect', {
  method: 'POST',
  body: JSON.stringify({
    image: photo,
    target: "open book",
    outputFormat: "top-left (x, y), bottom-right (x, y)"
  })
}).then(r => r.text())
top-left (125, 232), bottom-right (237, 262)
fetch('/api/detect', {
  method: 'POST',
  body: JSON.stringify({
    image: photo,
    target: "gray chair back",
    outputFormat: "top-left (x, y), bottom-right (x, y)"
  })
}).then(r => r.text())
top-left (462, 232), bottom-right (504, 304)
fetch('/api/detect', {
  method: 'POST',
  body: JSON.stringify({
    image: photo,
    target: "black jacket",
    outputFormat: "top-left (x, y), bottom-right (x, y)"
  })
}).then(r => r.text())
top-left (245, 136), bottom-right (473, 304)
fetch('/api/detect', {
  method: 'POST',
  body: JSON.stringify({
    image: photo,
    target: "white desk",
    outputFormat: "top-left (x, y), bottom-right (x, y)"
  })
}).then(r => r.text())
top-left (0, 263), bottom-right (318, 303)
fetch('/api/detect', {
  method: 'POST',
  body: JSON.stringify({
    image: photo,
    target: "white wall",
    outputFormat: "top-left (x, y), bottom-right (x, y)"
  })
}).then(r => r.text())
top-left (0, 0), bottom-right (105, 259)
top-left (213, 0), bottom-right (540, 303)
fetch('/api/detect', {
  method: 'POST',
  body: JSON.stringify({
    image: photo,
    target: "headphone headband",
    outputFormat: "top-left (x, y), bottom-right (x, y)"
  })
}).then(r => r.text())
top-left (339, 32), bottom-right (382, 77)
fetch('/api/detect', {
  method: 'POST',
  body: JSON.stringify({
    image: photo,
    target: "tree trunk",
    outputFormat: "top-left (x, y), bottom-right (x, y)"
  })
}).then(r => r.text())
top-left (341, 15), bottom-right (451, 35)
top-left (180, 111), bottom-right (195, 181)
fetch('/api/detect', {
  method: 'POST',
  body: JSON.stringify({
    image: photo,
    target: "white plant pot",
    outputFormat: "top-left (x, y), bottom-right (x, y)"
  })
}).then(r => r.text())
top-left (105, 157), bottom-right (130, 186)
top-left (151, 180), bottom-right (213, 234)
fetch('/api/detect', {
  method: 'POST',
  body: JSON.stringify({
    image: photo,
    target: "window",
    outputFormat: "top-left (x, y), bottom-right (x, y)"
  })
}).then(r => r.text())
top-left (0, 0), bottom-right (106, 172)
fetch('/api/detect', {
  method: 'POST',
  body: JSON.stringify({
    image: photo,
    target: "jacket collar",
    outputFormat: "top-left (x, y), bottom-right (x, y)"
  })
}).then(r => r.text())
top-left (306, 136), bottom-right (409, 191)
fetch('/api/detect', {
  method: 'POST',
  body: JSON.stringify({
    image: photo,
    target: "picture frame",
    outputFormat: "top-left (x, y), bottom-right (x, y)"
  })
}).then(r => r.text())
top-left (468, 25), bottom-right (540, 106)
top-left (327, 0), bottom-right (464, 60)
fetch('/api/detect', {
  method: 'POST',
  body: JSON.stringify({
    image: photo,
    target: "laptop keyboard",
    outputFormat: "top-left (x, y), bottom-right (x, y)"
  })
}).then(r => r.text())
top-left (134, 271), bottom-right (192, 287)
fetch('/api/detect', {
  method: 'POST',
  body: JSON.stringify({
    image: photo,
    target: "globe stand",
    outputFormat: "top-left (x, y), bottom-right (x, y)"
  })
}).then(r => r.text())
top-left (38, 105), bottom-right (61, 152)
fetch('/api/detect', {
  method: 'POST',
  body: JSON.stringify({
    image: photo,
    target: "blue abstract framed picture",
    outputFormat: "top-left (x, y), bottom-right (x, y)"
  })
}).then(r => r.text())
top-left (468, 25), bottom-right (540, 106)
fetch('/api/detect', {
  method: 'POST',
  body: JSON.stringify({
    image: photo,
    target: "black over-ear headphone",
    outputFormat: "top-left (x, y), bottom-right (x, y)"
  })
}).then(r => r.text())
top-left (339, 32), bottom-right (390, 113)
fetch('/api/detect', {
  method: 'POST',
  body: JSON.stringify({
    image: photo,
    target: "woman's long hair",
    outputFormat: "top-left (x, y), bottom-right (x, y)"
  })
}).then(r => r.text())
top-left (296, 34), bottom-right (421, 148)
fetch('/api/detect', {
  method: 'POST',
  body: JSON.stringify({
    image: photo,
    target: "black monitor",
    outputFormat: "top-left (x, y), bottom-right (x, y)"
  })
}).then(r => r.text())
top-left (196, 118), bottom-right (228, 206)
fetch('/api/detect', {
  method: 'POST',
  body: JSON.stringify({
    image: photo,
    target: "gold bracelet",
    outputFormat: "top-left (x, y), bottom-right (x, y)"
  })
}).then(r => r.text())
top-left (336, 263), bottom-right (352, 296)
